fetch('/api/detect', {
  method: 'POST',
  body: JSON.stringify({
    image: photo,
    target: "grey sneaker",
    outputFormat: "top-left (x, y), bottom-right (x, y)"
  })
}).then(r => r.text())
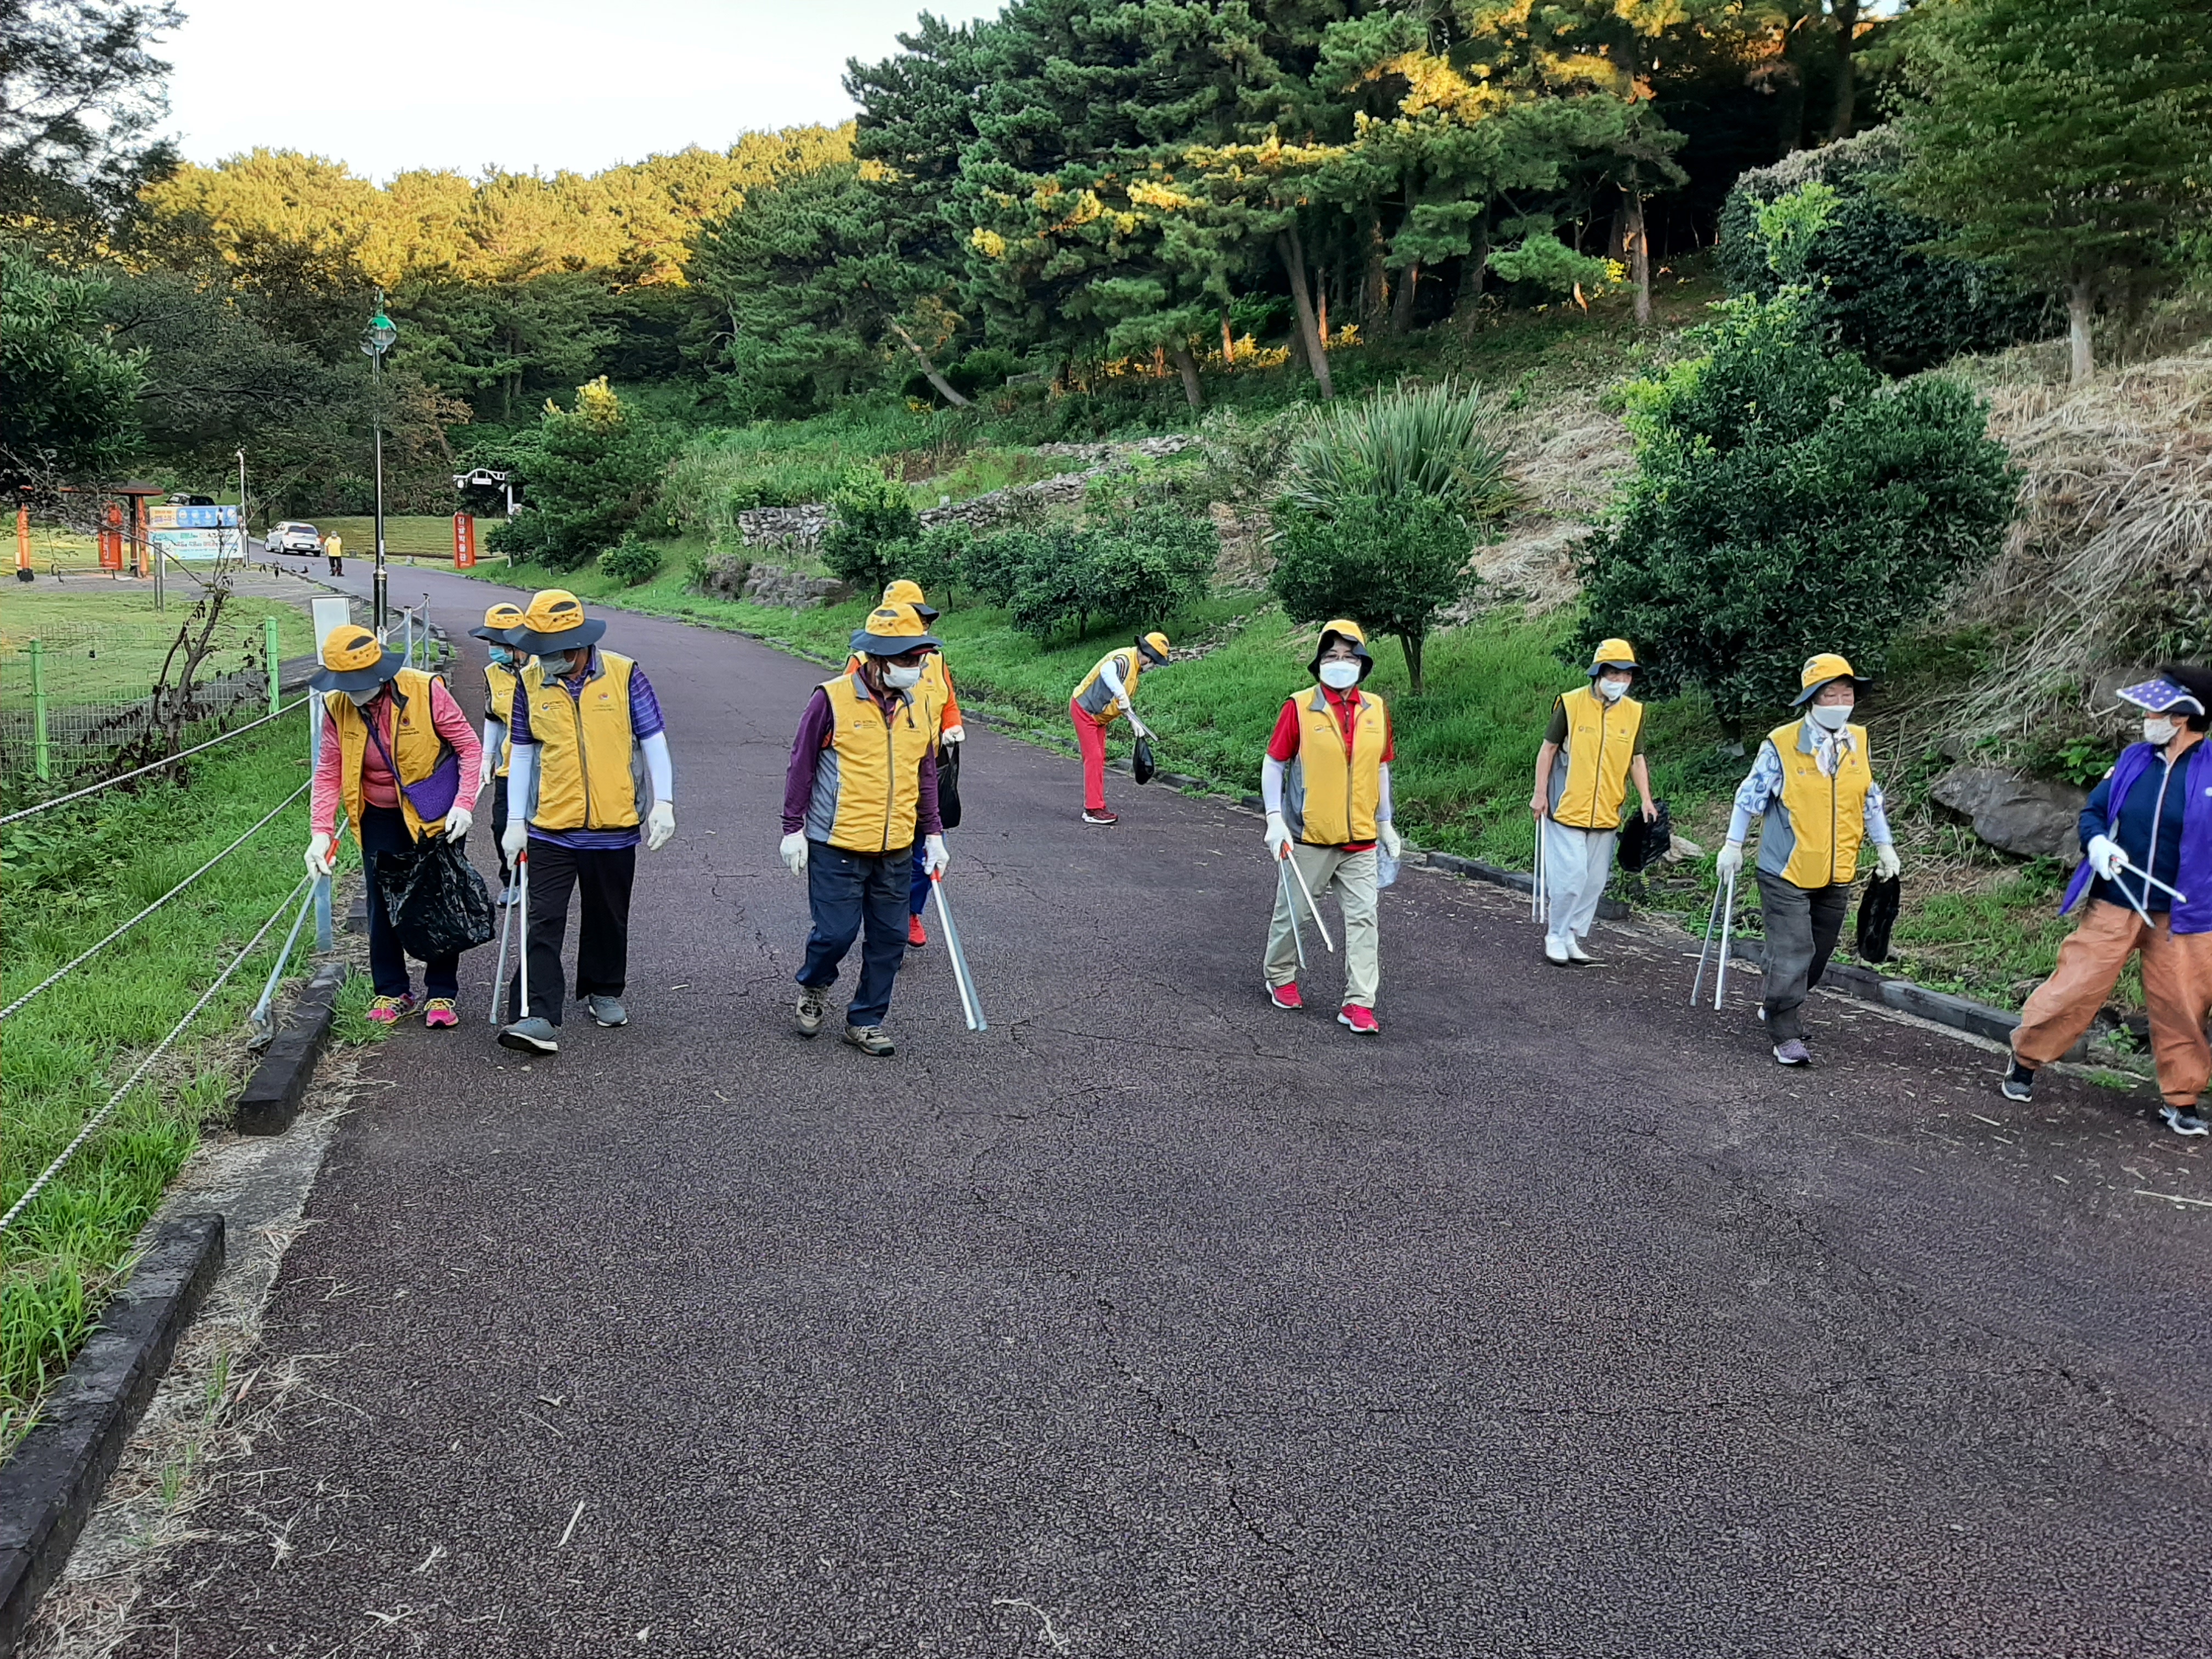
top-left (1772, 1038), bottom-right (1812, 1066)
top-left (2160, 1104), bottom-right (2209, 1137)
top-left (498, 1016), bottom-right (560, 1054)
top-left (2000, 1059), bottom-right (2035, 1103)
top-left (585, 994), bottom-right (628, 1028)
top-left (794, 985), bottom-right (828, 1037)
top-left (842, 1023), bottom-right (895, 1057)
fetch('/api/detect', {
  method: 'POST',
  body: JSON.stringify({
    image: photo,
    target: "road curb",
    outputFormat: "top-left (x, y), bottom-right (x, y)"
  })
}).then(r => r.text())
top-left (0, 1214), bottom-right (224, 1652)
top-left (235, 961), bottom-right (348, 1136)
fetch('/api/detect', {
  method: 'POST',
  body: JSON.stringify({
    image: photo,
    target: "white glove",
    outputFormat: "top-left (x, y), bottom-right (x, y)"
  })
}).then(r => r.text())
top-left (476, 770), bottom-right (494, 802)
top-left (1379, 822), bottom-right (1403, 860)
top-left (1265, 811), bottom-right (1294, 858)
top-left (923, 833), bottom-right (949, 876)
top-left (501, 820), bottom-right (528, 861)
top-left (646, 800), bottom-right (675, 851)
top-left (1875, 843), bottom-right (1900, 881)
top-left (941, 724), bottom-right (965, 744)
top-left (442, 806), bottom-right (472, 840)
top-left (304, 832), bottom-right (335, 878)
top-left (780, 830), bottom-right (809, 877)
top-left (1717, 840), bottom-right (1745, 879)
top-left (2086, 833), bottom-right (2125, 880)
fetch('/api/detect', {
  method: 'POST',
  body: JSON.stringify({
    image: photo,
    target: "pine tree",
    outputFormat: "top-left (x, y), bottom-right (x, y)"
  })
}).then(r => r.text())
top-left (1894, 0), bottom-right (2212, 381)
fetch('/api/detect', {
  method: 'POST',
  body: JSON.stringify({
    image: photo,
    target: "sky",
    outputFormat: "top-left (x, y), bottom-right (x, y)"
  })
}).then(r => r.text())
top-left (161, 0), bottom-right (1003, 182)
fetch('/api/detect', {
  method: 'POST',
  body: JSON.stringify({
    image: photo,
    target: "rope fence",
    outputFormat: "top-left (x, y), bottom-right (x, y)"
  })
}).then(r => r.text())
top-left (1, 873), bottom-right (313, 1235)
top-left (0, 695), bottom-right (311, 827)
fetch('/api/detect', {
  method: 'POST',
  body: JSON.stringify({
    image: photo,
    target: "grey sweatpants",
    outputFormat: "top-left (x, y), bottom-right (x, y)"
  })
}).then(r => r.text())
top-left (1756, 871), bottom-right (1852, 1041)
top-left (1542, 819), bottom-right (1617, 949)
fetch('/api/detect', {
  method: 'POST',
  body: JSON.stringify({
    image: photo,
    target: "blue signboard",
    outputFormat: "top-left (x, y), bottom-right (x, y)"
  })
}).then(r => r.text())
top-left (171, 505), bottom-right (240, 528)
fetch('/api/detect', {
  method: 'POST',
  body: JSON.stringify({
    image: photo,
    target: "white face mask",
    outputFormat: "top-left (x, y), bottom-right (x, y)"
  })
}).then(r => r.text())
top-left (1809, 703), bottom-right (1852, 732)
top-left (2144, 717), bottom-right (2180, 746)
top-left (1597, 678), bottom-right (1628, 703)
top-left (1318, 660), bottom-right (1362, 690)
top-left (883, 663), bottom-right (923, 691)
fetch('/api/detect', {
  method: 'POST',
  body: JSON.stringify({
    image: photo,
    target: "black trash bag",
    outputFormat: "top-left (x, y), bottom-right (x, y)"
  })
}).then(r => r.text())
top-left (374, 836), bottom-right (496, 961)
top-left (1618, 798), bottom-right (1673, 873)
top-left (939, 740), bottom-right (964, 831)
top-left (1133, 733), bottom-right (1157, 785)
top-left (1856, 873), bottom-right (1901, 964)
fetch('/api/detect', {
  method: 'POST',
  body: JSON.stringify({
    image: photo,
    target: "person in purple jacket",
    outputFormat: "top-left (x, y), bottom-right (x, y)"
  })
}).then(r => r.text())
top-left (2006, 664), bottom-right (2212, 1133)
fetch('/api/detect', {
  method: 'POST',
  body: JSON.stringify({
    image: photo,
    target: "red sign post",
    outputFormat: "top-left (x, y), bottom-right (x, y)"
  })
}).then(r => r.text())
top-left (98, 502), bottom-right (125, 571)
top-left (453, 512), bottom-right (477, 568)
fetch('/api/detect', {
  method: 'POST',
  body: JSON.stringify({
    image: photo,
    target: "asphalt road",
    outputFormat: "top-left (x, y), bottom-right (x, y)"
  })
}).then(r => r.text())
top-left (118, 559), bottom-right (2212, 1656)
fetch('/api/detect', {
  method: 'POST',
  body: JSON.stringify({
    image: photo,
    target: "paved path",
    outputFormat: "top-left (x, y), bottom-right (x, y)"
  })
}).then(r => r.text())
top-left (121, 562), bottom-right (2212, 1656)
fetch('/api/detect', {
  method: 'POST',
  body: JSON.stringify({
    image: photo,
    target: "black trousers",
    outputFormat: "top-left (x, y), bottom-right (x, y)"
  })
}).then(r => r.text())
top-left (490, 775), bottom-right (512, 888)
top-left (1756, 871), bottom-right (1852, 1041)
top-left (360, 805), bottom-right (461, 1001)
top-left (509, 838), bottom-right (634, 1026)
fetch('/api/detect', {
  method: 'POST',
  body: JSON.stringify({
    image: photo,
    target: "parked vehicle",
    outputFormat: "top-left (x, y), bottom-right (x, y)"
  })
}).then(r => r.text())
top-left (267, 521), bottom-right (321, 555)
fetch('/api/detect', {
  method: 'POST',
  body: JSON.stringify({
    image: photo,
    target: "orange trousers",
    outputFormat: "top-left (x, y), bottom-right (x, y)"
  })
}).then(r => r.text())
top-left (2011, 900), bottom-right (2212, 1106)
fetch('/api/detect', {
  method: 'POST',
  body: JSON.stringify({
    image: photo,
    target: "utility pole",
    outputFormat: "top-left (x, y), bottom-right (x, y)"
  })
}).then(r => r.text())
top-left (362, 292), bottom-right (398, 631)
top-left (235, 448), bottom-right (247, 568)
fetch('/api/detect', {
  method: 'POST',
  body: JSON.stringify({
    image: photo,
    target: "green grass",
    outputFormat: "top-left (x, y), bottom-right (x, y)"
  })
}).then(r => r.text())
top-left (1, 586), bottom-right (318, 702)
top-left (1, 719), bottom-right (371, 1453)
top-left (306, 516), bottom-right (469, 561)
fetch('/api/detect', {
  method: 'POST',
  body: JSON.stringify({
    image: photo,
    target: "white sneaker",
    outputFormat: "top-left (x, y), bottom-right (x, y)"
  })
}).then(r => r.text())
top-left (1543, 938), bottom-right (1571, 966)
top-left (1566, 938), bottom-right (1601, 966)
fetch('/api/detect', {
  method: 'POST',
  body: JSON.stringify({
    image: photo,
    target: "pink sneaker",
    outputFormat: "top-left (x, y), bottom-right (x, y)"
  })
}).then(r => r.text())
top-left (366, 993), bottom-right (416, 1025)
top-left (421, 998), bottom-right (458, 1029)
top-left (1337, 1004), bottom-right (1379, 1035)
top-left (1266, 981), bottom-right (1303, 1010)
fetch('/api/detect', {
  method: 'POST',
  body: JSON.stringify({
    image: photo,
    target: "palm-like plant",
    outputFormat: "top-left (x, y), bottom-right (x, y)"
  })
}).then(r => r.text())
top-left (1277, 379), bottom-right (1511, 522)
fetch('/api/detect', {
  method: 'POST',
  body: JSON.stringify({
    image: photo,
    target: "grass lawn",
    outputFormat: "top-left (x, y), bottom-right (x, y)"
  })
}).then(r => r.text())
top-left (303, 516), bottom-right (471, 562)
top-left (1, 586), bottom-right (320, 703)
top-left (0, 716), bottom-right (386, 1453)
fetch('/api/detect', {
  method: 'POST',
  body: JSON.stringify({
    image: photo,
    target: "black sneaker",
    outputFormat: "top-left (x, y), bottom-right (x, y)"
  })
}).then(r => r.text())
top-left (2000, 1059), bottom-right (2035, 1103)
top-left (2159, 1104), bottom-right (2210, 1137)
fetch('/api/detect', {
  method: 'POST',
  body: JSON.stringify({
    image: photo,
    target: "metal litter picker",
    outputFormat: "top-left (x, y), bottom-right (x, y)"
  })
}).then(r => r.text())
top-left (488, 854), bottom-right (522, 1024)
top-left (930, 872), bottom-right (988, 1032)
top-left (1277, 851), bottom-right (1307, 972)
top-left (1280, 845), bottom-right (1336, 953)
top-left (1690, 867), bottom-right (1739, 1010)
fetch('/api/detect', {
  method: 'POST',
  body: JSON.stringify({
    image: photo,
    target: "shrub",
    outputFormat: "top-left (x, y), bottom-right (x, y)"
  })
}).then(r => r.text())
top-left (1576, 291), bottom-right (2018, 737)
top-left (1486, 233), bottom-right (1623, 301)
top-left (1279, 379), bottom-right (1512, 523)
top-left (484, 378), bottom-right (674, 572)
top-left (819, 467), bottom-right (921, 595)
top-left (1271, 493), bottom-right (1476, 694)
top-left (973, 509), bottom-right (1218, 643)
top-left (597, 534), bottom-right (662, 587)
top-left (1716, 127), bottom-right (2052, 376)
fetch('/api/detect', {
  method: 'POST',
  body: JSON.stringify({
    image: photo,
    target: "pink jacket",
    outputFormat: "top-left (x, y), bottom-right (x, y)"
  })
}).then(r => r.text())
top-left (311, 678), bottom-right (483, 837)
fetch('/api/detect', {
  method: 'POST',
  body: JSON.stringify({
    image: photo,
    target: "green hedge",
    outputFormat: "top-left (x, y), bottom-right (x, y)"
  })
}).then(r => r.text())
top-left (1716, 127), bottom-right (2052, 375)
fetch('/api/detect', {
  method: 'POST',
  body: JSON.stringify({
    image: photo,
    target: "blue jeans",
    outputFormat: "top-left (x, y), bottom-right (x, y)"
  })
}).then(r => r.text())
top-left (799, 840), bottom-right (912, 1028)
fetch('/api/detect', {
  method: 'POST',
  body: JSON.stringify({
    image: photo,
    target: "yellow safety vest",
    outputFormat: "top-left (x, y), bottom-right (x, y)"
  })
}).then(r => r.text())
top-left (1073, 647), bottom-right (1142, 725)
top-left (1550, 684), bottom-right (1644, 830)
top-left (484, 659), bottom-right (517, 778)
top-left (327, 668), bottom-right (453, 842)
top-left (811, 672), bottom-right (936, 853)
top-left (1285, 686), bottom-right (1390, 847)
top-left (526, 651), bottom-right (644, 832)
top-left (1770, 719), bottom-right (1874, 888)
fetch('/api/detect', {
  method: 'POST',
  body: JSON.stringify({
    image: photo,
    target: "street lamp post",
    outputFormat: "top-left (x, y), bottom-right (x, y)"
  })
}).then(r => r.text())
top-left (361, 293), bottom-right (399, 631)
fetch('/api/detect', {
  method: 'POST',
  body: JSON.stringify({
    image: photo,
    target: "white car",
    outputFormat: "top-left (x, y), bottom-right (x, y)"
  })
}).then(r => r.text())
top-left (267, 521), bottom-right (321, 555)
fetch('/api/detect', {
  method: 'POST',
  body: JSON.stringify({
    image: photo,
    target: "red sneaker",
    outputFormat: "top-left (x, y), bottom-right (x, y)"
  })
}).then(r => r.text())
top-left (1082, 809), bottom-right (1118, 825)
top-left (1266, 981), bottom-right (1303, 1010)
top-left (1337, 1004), bottom-right (1379, 1035)
top-left (907, 914), bottom-right (928, 947)
top-left (365, 993), bottom-right (416, 1025)
top-left (421, 998), bottom-right (459, 1029)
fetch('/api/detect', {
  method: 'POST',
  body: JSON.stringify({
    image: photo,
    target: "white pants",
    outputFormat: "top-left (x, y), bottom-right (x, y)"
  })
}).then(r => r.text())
top-left (1542, 819), bottom-right (1616, 949)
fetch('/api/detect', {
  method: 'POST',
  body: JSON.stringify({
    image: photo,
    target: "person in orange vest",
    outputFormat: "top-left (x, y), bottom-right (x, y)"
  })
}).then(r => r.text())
top-left (304, 624), bottom-right (484, 1028)
top-left (1529, 639), bottom-right (1658, 967)
top-left (1069, 631), bottom-right (1170, 825)
top-left (1261, 621), bottom-right (1400, 1034)
top-left (847, 579), bottom-right (964, 947)
top-left (1718, 653), bottom-right (1901, 1066)
top-left (470, 602), bottom-right (527, 905)
top-left (495, 590), bottom-right (676, 1055)
top-left (783, 603), bottom-right (950, 1056)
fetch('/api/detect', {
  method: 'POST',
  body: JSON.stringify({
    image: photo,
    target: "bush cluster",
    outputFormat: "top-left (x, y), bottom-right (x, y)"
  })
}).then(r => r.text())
top-left (484, 379), bottom-right (674, 572)
top-left (932, 507), bottom-right (1217, 643)
top-left (1576, 291), bottom-right (2018, 735)
top-left (597, 534), bottom-right (662, 587)
top-left (1716, 127), bottom-right (2051, 376)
